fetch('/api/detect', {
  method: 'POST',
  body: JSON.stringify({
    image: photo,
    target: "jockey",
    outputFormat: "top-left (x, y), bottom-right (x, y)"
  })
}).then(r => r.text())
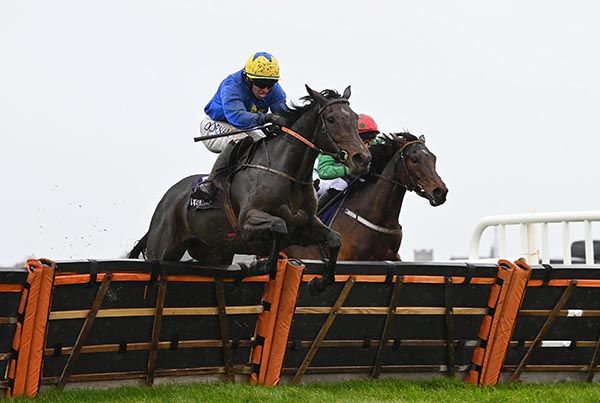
top-left (195, 52), bottom-right (288, 201)
top-left (315, 114), bottom-right (380, 211)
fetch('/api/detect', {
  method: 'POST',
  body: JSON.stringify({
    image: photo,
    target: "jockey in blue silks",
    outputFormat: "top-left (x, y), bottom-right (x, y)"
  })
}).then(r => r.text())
top-left (195, 52), bottom-right (288, 202)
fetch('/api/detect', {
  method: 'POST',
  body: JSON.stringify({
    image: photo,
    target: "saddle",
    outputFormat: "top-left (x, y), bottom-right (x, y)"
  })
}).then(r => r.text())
top-left (213, 136), bottom-right (261, 191)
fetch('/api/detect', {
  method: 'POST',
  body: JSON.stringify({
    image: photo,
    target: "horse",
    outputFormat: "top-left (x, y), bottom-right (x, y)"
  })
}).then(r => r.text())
top-left (128, 86), bottom-right (371, 294)
top-left (288, 132), bottom-right (447, 261)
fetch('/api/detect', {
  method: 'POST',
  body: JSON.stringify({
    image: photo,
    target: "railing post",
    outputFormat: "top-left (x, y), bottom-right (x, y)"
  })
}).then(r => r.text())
top-left (585, 220), bottom-right (594, 265)
top-left (562, 222), bottom-right (571, 264)
top-left (541, 222), bottom-right (549, 264)
top-left (499, 225), bottom-right (507, 258)
top-left (526, 223), bottom-right (539, 264)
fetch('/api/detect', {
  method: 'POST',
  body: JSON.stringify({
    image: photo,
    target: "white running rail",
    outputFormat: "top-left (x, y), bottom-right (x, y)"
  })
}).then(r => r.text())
top-left (469, 211), bottom-right (600, 265)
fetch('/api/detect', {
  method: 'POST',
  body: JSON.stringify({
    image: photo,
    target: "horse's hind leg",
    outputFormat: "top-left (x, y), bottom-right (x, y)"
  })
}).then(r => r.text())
top-left (241, 209), bottom-right (288, 275)
top-left (145, 224), bottom-right (187, 261)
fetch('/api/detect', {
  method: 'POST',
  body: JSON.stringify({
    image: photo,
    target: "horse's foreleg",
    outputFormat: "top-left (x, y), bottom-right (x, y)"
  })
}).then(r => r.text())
top-left (296, 219), bottom-right (341, 295)
top-left (241, 209), bottom-right (288, 275)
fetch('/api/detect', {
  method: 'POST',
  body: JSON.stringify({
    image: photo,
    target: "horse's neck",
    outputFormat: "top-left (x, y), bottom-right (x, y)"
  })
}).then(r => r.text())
top-left (268, 110), bottom-right (319, 179)
top-left (346, 158), bottom-right (406, 227)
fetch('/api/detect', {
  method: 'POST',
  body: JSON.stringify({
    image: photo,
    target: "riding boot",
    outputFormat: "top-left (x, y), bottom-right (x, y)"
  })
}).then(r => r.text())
top-left (194, 142), bottom-right (236, 202)
top-left (317, 188), bottom-right (343, 212)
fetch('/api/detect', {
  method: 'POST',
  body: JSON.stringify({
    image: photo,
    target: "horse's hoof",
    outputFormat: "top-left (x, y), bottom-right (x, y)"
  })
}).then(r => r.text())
top-left (308, 278), bottom-right (326, 296)
top-left (247, 259), bottom-right (270, 276)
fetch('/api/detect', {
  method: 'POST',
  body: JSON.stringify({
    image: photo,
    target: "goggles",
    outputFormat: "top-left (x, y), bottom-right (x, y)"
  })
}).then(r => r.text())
top-left (252, 79), bottom-right (277, 89)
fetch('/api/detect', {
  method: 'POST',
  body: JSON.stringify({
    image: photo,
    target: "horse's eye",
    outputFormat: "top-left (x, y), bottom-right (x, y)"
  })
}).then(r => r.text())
top-left (326, 116), bottom-right (335, 124)
top-left (410, 156), bottom-right (420, 164)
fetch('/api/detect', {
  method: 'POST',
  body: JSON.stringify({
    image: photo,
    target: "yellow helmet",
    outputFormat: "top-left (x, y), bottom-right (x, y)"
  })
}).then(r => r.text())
top-left (243, 52), bottom-right (280, 80)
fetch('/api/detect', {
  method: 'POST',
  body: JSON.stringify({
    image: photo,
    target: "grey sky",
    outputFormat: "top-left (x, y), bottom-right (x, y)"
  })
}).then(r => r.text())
top-left (1, 1), bottom-right (599, 266)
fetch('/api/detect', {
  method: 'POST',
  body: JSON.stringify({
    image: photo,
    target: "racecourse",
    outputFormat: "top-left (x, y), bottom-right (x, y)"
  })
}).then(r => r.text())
top-left (28, 378), bottom-right (600, 402)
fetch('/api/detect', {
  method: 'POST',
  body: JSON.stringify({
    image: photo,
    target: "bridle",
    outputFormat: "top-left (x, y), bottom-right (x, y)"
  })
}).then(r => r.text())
top-left (342, 138), bottom-right (425, 236)
top-left (371, 139), bottom-right (426, 194)
top-left (280, 98), bottom-right (351, 162)
top-left (243, 97), bottom-right (352, 185)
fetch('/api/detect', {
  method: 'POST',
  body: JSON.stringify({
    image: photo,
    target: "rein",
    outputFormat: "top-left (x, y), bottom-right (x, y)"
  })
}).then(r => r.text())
top-left (281, 126), bottom-right (323, 153)
top-left (370, 173), bottom-right (407, 188)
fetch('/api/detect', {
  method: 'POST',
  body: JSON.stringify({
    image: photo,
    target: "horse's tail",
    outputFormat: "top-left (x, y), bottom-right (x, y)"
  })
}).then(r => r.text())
top-left (128, 232), bottom-right (149, 259)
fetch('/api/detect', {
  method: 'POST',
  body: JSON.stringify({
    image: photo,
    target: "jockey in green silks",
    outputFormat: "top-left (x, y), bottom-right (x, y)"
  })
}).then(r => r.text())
top-left (315, 114), bottom-right (381, 211)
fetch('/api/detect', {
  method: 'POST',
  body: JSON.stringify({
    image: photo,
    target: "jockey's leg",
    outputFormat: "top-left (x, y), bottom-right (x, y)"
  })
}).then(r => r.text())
top-left (316, 177), bottom-right (348, 211)
top-left (195, 140), bottom-right (237, 201)
top-left (195, 117), bottom-right (265, 202)
top-left (198, 116), bottom-right (237, 153)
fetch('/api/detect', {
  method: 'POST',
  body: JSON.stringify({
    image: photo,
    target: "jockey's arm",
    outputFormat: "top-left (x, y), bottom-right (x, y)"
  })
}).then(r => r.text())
top-left (221, 82), bottom-right (265, 129)
top-left (317, 154), bottom-right (349, 180)
top-left (268, 86), bottom-right (287, 114)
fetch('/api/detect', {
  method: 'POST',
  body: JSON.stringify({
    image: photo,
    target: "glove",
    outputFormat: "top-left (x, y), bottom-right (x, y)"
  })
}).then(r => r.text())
top-left (264, 113), bottom-right (287, 127)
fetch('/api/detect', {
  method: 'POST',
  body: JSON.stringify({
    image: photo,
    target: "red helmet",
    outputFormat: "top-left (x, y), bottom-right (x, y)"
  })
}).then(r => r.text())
top-left (357, 114), bottom-right (379, 140)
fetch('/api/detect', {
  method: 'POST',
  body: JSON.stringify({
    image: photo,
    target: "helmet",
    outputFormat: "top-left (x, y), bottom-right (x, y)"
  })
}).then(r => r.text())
top-left (243, 52), bottom-right (280, 80)
top-left (357, 114), bottom-right (379, 139)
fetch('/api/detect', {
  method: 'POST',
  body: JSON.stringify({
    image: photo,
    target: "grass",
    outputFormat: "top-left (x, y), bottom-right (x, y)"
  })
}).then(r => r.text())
top-left (22, 377), bottom-right (600, 402)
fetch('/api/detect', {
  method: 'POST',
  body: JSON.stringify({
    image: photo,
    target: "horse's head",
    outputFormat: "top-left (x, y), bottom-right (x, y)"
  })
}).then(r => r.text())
top-left (387, 133), bottom-right (448, 206)
top-left (305, 85), bottom-right (371, 176)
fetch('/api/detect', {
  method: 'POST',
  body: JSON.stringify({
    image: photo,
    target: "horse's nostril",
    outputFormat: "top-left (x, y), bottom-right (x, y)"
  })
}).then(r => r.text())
top-left (352, 153), bottom-right (365, 166)
top-left (352, 152), bottom-right (370, 168)
top-left (433, 188), bottom-right (446, 198)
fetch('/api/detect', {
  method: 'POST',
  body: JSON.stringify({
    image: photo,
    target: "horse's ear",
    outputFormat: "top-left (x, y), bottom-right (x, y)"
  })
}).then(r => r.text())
top-left (419, 134), bottom-right (426, 143)
top-left (305, 84), bottom-right (328, 106)
top-left (342, 85), bottom-right (351, 99)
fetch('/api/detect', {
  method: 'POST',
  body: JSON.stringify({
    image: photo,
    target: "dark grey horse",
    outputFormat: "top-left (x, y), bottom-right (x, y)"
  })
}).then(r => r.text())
top-left (128, 86), bottom-right (371, 293)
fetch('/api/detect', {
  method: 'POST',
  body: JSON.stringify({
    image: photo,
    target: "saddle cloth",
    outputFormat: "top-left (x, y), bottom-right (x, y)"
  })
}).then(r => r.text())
top-left (317, 197), bottom-right (344, 227)
top-left (189, 175), bottom-right (221, 210)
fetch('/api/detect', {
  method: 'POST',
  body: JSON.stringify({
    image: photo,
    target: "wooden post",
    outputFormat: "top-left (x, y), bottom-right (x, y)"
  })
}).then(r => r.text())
top-left (293, 277), bottom-right (355, 384)
top-left (372, 276), bottom-right (403, 378)
top-left (57, 273), bottom-right (113, 389)
top-left (586, 332), bottom-right (600, 382)
top-left (215, 279), bottom-right (235, 383)
top-left (511, 280), bottom-right (577, 381)
top-left (146, 274), bottom-right (168, 386)
top-left (444, 276), bottom-right (455, 377)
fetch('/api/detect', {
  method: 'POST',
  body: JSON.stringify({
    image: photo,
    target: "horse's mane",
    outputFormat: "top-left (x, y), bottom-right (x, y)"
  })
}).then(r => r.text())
top-left (279, 89), bottom-right (343, 125)
top-left (368, 132), bottom-right (418, 175)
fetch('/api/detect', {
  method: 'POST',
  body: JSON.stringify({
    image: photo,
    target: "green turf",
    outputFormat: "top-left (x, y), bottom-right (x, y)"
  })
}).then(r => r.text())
top-left (22, 378), bottom-right (600, 402)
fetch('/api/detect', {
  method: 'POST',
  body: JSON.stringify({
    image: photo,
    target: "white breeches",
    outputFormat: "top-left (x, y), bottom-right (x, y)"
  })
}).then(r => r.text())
top-left (314, 171), bottom-right (349, 198)
top-left (198, 115), bottom-right (265, 153)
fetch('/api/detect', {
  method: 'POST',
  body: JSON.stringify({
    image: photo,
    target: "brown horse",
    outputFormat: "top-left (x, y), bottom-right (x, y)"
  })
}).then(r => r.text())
top-left (128, 86), bottom-right (371, 294)
top-left (288, 133), bottom-right (447, 261)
